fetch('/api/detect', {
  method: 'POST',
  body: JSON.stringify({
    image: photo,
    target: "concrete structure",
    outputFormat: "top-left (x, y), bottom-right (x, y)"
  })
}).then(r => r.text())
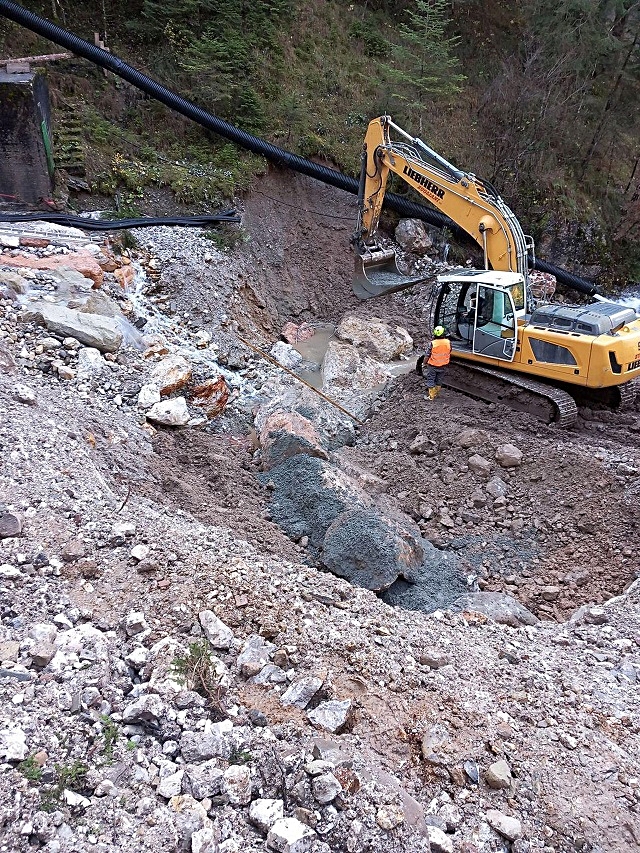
top-left (0, 69), bottom-right (53, 204)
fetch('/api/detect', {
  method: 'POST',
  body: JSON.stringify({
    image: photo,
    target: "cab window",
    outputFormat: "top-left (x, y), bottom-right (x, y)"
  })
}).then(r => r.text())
top-left (508, 283), bottom-right (525, 311)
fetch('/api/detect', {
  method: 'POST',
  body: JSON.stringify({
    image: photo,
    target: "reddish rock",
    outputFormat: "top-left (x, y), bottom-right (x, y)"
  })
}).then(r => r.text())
top-left (98, 250), bottom-right (120, 272)
top-left (61, 539), bottom-right (86, 562)
top-left (0, 251), bottom-right (104, 288)
top-left (190, 376), bottom-right (230, 418)
top-left (114, 264), bottom-right (135, 289)
top-left (150, 355), bottom-right (192, 396)
top-left (143, 342), bottom-right (170, 359)
top-left (529, 271), bottom-right (556, 300)
top-left (19, 237), bottom-right (50, 248)
top-left (259, 410), bottom-right (329, 470)
top-left (282, 322), bottom-right (315, 344)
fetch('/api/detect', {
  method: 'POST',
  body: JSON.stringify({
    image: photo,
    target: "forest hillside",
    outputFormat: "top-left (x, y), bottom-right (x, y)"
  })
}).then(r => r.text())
top-left (0, 0), bottom-right (639, 284)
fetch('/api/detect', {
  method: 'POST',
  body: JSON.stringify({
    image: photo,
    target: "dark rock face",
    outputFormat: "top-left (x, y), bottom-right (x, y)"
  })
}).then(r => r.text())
top-left (264, 455), bottom-right (427, 591)
top-left (381, 544), bottom-right (467, 613)
top-left (322, 507), bottom-right (423, 591)
top-left (261, 455), bottom-right (354, 553)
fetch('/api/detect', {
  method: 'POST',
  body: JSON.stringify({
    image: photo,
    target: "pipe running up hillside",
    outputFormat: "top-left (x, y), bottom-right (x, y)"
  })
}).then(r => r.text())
top-left (0, 0), bottom-right (599, 298)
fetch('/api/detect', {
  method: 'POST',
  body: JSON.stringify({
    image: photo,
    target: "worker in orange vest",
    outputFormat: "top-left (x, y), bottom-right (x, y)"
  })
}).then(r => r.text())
top-left (420, 325), bottom-right (451, 401)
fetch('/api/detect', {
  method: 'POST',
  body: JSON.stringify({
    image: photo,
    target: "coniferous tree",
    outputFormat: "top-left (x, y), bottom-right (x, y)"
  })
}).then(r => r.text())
top-left (384, 0), bottom-right (465, 118)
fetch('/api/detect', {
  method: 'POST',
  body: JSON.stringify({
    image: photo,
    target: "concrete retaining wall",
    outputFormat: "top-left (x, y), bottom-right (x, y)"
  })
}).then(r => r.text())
top-left (0, 70), bottom-right (53, 204)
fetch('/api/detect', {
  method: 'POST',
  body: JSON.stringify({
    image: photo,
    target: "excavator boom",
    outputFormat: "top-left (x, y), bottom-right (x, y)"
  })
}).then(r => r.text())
top-left (351, 116), bottom-right (640, 418)
top-left (353, 116), bottom-right (533, 298)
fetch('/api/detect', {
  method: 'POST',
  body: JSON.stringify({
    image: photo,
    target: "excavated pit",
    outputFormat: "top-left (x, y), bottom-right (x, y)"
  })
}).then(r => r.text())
top-left (139, 168), bottom-right (640, 622)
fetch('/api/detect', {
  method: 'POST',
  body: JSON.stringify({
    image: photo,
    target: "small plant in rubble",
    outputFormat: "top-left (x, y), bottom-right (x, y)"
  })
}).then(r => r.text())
top-left (171, 640), bottom-right (227, 719)
top-left (100, 714), bottom-right (120, 761)
top-left (18, 755), bottom-right (43, 784)
top-left (228, 747), bottom-right (253, 766)
top-left (56, 760), bottom-right (89, 792)
top-left (40, 760), bottom-right (89, 813)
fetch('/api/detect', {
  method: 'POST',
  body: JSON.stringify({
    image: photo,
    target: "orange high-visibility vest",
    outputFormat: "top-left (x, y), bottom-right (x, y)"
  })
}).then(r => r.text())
top-left (427, 338), bottom-right (451, 367)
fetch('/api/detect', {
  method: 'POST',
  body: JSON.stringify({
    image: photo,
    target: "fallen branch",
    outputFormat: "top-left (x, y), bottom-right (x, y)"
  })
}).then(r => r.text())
top-left (116, 484), bottom-right (131, 514)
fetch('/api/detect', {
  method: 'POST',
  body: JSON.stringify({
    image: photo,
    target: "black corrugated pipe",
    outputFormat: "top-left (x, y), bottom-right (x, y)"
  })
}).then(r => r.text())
top-left (0, 0), bottom-right (601, 298)
top-left (0, 211), bottom-right (240, 230)
top-left (532, 257), bottom-right (599, 297)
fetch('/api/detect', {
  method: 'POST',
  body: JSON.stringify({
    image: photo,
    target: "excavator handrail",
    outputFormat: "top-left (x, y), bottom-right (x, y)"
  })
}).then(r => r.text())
top-left (385, 117), bottom-right (465, 181)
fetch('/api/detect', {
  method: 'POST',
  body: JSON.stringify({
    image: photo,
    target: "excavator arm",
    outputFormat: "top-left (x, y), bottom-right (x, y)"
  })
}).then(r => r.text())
top-left (353, 116), bottom-right (534, 298)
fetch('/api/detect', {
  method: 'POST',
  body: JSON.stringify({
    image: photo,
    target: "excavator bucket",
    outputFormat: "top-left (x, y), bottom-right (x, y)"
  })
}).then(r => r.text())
top-left (352, 246), bottom-right (427, 299)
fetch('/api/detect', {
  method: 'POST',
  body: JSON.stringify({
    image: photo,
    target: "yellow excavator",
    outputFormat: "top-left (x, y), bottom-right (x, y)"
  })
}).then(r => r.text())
top-left (352, 115), bottom-right (640, 425)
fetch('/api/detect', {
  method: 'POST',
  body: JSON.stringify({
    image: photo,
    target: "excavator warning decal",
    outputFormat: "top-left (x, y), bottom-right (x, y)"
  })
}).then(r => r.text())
top-left (402, 165), bottom-right (445, 200)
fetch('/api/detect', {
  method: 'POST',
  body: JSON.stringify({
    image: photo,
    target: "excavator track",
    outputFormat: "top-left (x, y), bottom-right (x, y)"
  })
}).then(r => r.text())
top-left (610, 378), bottom-right (637, 411)
top-left (568, 377), bottom-right (638, 412)
top-left (444, 361), bottom-right (578, 427)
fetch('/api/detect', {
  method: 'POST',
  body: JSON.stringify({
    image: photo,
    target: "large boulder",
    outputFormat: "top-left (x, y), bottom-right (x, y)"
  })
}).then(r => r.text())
top-left (0, 252), bottom-right (104, 287)
top-left (381, 545), bottom-right (467, 613)
top-left (263, 455), bottom-right (426, 591)
top-left (455, 428), bottom-right (488, 449)
top-left (322, 507), bottom-right (423, 591)
top-left (336, 316), bottom-right (413, 362)
top-left (146, 398), bottom-right (190, 427)
top-left (254, 377), bottom-right (356, 451)
top-left (76, 347), bottom-right (108, 382)
top-left (150, 355), bottom-right (192, 396)
top-left (281, 322), bottom-right (315, 344)
top-left (394, 219), bottom-right (433, 256)
top-left (261, 455), bottom-right (363, 553)
top-left (258, 410), bottom-right (330, 470)
top-left (495, 443), bottom-right (523, 468)
top-left (0, 270), bottom-right (29, 298)
top-left (21, 301), bottom-right (123, 353)
top-left (0, 341), bottom-right (16, 374)
top-left (269, 341), bottom-right (304, 370)
top-left (321, 340), bottom-right (392, 421)
top-left (72, 290), bottom-right (123, 316)
top-left (529, 270), bottom-right (556, 300)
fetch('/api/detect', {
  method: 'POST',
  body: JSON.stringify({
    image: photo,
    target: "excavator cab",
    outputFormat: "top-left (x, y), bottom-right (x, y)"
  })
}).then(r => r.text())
top-left (434, 270), bottom-right (523, 363)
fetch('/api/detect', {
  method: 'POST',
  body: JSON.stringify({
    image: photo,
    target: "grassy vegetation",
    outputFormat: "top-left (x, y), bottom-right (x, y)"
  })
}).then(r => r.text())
top-left (18, 755), bottom-right (43, 783)
top-left (100, 714), bottom-right (119, 761)
top-left (39, 760), bottom-right (89, 812)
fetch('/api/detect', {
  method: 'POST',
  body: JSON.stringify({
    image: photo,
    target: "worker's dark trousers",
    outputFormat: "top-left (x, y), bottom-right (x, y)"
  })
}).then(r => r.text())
top-left (425, 366), bottom-right (445, 388)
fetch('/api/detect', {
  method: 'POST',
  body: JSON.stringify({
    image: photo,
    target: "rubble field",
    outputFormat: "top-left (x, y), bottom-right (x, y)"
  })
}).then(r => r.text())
top-left (0, 170), bottom-right (639, 853)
